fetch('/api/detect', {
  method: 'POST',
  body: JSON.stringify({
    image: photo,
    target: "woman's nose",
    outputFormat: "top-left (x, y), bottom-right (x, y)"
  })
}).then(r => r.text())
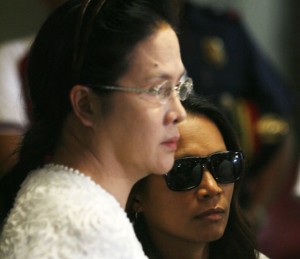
top-left (167, 92), bottom-right (187, 124)
top-left (196, 169), bottom-right (222, 200)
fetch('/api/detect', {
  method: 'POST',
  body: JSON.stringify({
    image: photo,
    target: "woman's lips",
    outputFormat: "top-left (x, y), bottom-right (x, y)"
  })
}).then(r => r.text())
top-left (194, 208), bottom-right (225, 221)
top-left (162, 136), bottom-right (179, 151)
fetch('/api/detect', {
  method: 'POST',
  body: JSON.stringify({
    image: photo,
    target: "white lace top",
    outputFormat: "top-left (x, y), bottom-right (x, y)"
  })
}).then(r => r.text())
top-left (0, 164), bottom-right (148, 259)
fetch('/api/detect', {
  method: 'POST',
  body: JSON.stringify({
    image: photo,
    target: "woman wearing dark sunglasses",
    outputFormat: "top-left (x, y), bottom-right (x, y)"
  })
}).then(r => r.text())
top-left (0, 0), bottom-right (192, 258)
top-left (126, 95), bottom-right (269, 259)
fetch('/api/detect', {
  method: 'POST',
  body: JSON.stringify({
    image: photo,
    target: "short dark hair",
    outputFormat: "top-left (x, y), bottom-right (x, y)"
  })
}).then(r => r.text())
top-left (0, 0), bottom-right (180, 224)
top-left (126, 94), bottom-right (258, 259)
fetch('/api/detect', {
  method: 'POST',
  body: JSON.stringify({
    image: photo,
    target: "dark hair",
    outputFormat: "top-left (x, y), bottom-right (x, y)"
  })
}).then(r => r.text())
top-left (126, 95), bottom-right (258, 259)
top-left (0, 0), bottom-right (179, 224)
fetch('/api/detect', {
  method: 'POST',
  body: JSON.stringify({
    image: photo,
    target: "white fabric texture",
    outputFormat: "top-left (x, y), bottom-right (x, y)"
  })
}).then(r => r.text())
top-left (0, 164), bottom-right (148, 259)
top-left (0, 37), bottom-right (32, 128)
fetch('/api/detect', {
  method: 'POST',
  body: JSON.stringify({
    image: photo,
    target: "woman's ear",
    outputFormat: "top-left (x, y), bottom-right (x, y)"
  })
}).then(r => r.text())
top-left (69, 85), bottom-right (96, 127)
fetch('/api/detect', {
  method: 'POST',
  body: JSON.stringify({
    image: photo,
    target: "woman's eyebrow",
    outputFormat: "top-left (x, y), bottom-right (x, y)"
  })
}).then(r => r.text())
top-left (147, 69), bottom-right (187, 81)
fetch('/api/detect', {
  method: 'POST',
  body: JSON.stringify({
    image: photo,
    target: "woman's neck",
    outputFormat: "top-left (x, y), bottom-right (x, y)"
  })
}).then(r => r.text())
top-left (150, 230), bottom-right (209, 259)
top-left (158, 243), bottom-right (209, 259)
top-left (50, 122), bottom-right (138, 208)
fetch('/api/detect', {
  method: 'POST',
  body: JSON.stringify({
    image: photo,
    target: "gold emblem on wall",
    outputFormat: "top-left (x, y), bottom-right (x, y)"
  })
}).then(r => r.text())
top-left (256, 114), bottom-right (290, 144)
top-left (201, 36), bottom-right (228, 68)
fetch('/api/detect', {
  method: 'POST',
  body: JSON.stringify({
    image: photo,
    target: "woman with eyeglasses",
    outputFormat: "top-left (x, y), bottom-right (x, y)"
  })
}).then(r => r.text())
top-left (0, 0), bottom-right (192, 258)
top-left (126, 95), bottom-right (269, 259)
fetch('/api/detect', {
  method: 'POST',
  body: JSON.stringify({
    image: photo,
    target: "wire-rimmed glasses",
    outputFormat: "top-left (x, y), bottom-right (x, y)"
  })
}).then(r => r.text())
top-left (86, 77), bottom-right (193, 103)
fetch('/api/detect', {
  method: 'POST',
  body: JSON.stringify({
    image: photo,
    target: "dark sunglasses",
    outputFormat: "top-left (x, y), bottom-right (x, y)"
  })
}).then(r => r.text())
top-left (165, 151), bottom-right (243, 191)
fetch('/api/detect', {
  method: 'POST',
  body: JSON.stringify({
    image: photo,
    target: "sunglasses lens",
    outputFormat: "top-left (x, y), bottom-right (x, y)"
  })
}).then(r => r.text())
top-left (165, 152), bottom-right (243, 191)
top-left (211, 152), bottom-right (242, 183)
top-left (165, 160), bottom-right (202, 191)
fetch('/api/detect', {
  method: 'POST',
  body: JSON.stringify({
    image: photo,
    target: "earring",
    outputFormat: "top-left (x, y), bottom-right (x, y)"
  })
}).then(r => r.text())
top-left (134, 211), bottom-right (139, 221)
top-left (133, 211), bottom-right (141, 226)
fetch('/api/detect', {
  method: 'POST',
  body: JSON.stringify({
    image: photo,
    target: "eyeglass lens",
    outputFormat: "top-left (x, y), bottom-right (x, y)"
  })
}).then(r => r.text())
top-left (165, 151), bottom-right (243, 191)
top-left (178, 78), bottom-right (193, 101)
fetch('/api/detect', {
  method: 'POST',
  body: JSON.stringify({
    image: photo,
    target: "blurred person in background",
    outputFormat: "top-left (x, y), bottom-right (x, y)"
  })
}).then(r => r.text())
top-left (0, 0), bottom-right (67, 176)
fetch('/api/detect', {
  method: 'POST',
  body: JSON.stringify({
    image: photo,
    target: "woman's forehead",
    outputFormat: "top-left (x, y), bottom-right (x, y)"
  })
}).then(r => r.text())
top-left (176, 115), bottom-right (226, 158)
top-left (122, 26), bottom-right (184, 84)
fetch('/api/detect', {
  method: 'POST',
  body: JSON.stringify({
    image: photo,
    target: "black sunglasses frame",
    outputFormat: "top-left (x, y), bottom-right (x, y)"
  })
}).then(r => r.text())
top-left (165, 151), bottom-right (244, 192)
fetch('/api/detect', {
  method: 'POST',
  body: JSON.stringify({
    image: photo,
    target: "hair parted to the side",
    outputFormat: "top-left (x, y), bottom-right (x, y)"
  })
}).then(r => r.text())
top-left (0, 0), bottom-right (180, 224)
top-left (126, 94), bottom-right (258, 259)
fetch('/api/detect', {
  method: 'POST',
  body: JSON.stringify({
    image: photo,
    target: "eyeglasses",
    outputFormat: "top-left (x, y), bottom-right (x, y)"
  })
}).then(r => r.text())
top-left (165, 151), bottom-right (243, 191)
top-left (86, 77), bottom-right (193, 103)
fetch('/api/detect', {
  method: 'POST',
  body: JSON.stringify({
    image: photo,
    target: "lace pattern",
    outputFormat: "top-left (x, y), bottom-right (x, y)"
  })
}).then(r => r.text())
top-left (0, 164), bottom-right (147, 259)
